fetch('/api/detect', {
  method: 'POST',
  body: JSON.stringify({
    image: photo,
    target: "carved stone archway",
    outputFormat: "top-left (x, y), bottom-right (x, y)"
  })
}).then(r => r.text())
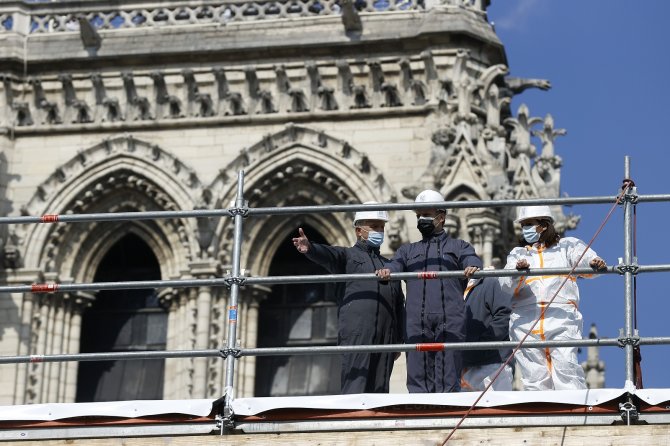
top-left (209, 124), bottom-right (405, 268)
top-left (204, 124), bottom-right (405, 397)
top-left (12, 136), bottom-right (203, 403)
top-left (20, 135), bottom-right (201, 276)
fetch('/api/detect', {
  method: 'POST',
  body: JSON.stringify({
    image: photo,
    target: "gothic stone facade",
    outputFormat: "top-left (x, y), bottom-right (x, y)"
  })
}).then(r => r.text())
top-left (0, 0), bottom-right (577, 404)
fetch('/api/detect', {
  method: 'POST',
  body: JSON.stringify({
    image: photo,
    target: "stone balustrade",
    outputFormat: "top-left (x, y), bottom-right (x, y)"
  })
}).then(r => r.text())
top-left (0, 0), bottom-right (496, 34)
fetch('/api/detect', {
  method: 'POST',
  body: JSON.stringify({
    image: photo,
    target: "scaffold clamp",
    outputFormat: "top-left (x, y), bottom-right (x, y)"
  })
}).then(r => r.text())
top-left (223, 276), bottom-right (247, 288)
top-left (219, 347), bottom-right (242, 359)
top-left (220, 407), bottom-right (236, 430)
top-left (618, 182), bottom-right (638, 204)
top-left (214, 414), bottom-right (225, 434)
top-left (615, 258), bottom-right (639, 275)
top-left (215, 393), bottom-right (236, 433)
top-left (617, 329), bottom-right (640, 348)
top-left (227, 201), bottom-right (249, 218)
top-left (619, 400), bottom-right (639, 425)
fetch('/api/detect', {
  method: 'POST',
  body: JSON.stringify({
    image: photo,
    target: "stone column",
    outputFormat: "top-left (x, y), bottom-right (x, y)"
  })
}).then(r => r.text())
top-left (159, 288), bottom-right (178, 399)
top-left (466, 212), bottom-right (500, 267)
top-left (209, 287), bottom-right (229, 397)
top-left (43, 271), bottom-right (65, 403)
top-left (46, 294), bottom-right (64, 402)
top-left (57, 296), bottom-right (71, 402)
top-left (62, 292), bottom-right (94, 403)
top-left (34, 294), bottom-right (53, 403)
top-left (14, 293), bottom-right (34, 405)
top-left (189, 259), bottom-right (221, 399)
top-left (185, 287), bottom-right (198, 397)
top-left (176, 287), bottom-right (193, 399)
top-left (193, 284), bottom-right (213, 397)
top-left (170, 288), bottom-right (188, 398)
top-left (235, 285), bottom-right (269, 398)
top-left (444, 214), bottom-right (460, 238)
top-left (482, 225), bottom-right (497, 268)
top-left (168, 286), bottom-right (199, 399)
top-left (469, 224), bottom-right (483, 258)
top-left (5, 269), bottom-right (43, 405)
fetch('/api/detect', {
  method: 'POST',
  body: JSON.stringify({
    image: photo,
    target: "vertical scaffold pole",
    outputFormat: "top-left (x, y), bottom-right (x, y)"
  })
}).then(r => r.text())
top-left (622, 156), bottom-right (636, 385)
top-left (223, 170), bottom-right (246, 421)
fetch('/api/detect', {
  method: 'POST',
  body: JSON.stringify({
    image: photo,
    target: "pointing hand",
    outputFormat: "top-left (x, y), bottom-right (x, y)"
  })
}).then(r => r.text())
top-left (292, 227), bottom-right (311, 254)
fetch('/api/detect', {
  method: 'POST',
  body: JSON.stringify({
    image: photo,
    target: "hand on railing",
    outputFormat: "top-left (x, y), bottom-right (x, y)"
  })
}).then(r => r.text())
top-left (516, 257), bottom-right (607, 270)
top-left (464, 266), bottom-right (479, 278)
top-left (516, 259), bottom-right (530, 269)
top-left (590, 257), bottom-right (607, 271)
top-left (376, 266), bottom-right (480, 279)
top-left (375, 268), bottom-right (391, 279)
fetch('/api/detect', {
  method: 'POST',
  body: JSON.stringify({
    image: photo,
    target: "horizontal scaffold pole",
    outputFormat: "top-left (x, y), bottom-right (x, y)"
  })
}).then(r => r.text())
top-left (3, 194), bottom-right (670, 226)
top-left (2, 336), bottom-right (670, 365)
top-left (0, 349), bottom-right (222, 365)
top-left (4, 265), bottom-right (670, 294)
top-left (246, 195), bottom-right (622, 216)
top-left (0, 209), bottom-right (234, 225)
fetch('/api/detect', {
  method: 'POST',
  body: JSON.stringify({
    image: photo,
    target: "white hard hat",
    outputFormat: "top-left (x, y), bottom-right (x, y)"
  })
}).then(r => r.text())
top-left (415, 190), bottom-right (445, 209)
top-left (353, 201), bottom-right (389, 226)
top-left (515, 205), bottom-right (554, 223)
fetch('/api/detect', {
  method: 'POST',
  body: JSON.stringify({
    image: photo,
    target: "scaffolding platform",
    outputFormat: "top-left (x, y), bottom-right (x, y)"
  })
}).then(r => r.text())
top-left (2, 388), bottom-right (670, 442)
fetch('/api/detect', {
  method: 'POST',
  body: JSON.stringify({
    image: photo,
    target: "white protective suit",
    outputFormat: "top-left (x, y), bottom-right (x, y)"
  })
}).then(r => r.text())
top-left (499, 237), bottom-right (599, 391)
top-left (461, 362), bottom-right (513, 392)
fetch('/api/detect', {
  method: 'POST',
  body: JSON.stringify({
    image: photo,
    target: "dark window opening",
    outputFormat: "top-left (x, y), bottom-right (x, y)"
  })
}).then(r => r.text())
top-left (76, 233), bottom-right (166, 402)
top-left (255, 225), bottom-right (342, 396)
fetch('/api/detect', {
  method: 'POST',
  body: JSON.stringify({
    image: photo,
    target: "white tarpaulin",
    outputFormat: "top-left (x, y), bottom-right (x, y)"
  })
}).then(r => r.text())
top-left (3, 382), bottom-right (670, 421)
top-left (231, 388), bottom-right (629, 416)
top-left (0, 399), bottom-right (215, 421)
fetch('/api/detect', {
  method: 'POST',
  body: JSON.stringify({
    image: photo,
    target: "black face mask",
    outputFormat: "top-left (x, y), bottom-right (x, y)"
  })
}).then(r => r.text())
top-left (417, 217), bottom-right (436, 237)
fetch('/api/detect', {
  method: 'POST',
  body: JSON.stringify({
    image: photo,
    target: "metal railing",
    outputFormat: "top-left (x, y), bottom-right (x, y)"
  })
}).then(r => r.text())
top-left (0, 156), bottom-right (668, 426)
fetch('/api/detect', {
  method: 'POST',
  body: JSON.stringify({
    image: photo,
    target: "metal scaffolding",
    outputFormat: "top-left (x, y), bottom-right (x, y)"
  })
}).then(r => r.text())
top-left (0, 156), bottom-right (668, 429)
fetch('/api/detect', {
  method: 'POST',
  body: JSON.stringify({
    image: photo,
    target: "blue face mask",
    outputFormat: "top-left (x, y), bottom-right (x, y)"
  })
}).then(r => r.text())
top-left (365, 230), bottom-right (384, 247)
top-left (522, 225), bottom-right (540, 243)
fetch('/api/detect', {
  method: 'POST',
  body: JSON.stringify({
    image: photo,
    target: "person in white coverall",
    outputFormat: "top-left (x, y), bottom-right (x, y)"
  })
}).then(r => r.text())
top-left (499, 206), bottom-right (607, 391)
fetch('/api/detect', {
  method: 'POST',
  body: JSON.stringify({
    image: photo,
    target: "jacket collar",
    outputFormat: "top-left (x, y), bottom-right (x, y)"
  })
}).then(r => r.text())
top-left (422, 229), bottom-right (447, 242)
top-left (355, 239), bottom-right (380, 254)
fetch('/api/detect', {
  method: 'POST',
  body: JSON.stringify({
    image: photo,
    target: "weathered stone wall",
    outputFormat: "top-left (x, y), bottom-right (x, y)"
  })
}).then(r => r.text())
top-left (0, 0), bottom-right (580, 403)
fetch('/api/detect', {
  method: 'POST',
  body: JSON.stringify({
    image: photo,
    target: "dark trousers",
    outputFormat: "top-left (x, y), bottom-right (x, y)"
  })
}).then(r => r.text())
top-left (339, 326), bottom-right (395, 394)
top-left (406, 312), bottom-right (462, 393)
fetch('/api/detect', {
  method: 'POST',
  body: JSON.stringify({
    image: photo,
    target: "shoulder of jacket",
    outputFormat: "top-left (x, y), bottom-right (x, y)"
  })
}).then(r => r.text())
top-left (350, 244), bottom-right (369, 257)
top-left (401, 241), bottom-right (422, 251)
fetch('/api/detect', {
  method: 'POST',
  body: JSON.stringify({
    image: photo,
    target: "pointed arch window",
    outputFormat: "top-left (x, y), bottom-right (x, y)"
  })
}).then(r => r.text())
top-left (75, 233), bottom-right (167, 402)
top-left (255, 225), bottom-right (341, 396)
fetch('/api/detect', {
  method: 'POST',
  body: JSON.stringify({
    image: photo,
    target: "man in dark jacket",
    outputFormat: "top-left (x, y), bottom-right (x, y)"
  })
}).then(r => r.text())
top-left (377, 190), bottom-right (481, 393)
top-left (292, 204), bottom-right (405, 394)
top-left (461, 271), bottom-right (513, 391)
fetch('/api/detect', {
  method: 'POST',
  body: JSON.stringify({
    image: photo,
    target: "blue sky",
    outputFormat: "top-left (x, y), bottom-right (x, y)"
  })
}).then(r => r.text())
top-left (487, 1), bottom-right (670, 388)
